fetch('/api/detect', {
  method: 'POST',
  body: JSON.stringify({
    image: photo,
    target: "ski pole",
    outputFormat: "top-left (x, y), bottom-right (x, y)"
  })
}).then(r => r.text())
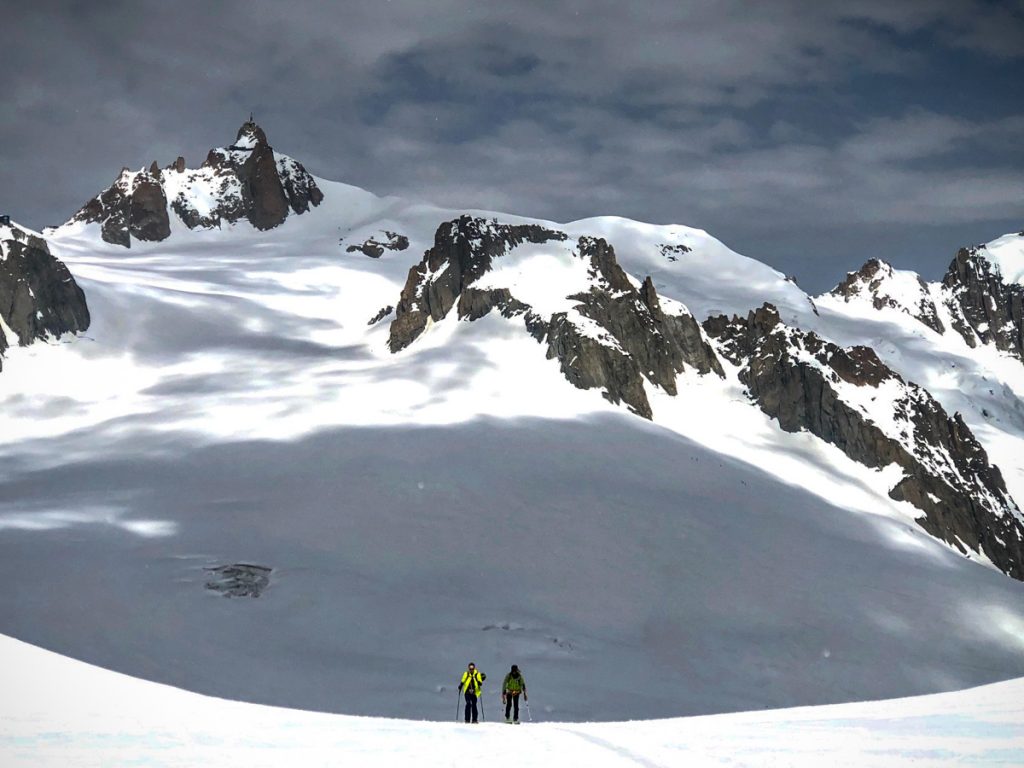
top-left (525, 698), bottom-right (533, 722)
top-left (455, 690), bottom-right (461, 722)
top-left (480, 693), bottom-right (485, 723)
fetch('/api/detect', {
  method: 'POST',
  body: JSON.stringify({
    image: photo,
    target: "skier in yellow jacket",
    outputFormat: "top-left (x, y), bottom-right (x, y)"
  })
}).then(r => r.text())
top-left (458, 662), bottom-right (487, 723)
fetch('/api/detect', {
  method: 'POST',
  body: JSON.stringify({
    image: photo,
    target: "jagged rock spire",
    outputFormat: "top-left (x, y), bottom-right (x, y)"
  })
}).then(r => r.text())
top-left (233, 119), bottom-right (269, 150)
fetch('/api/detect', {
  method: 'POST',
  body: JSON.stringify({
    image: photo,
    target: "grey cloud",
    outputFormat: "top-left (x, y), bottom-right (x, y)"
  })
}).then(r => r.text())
top-left (0, 0), bottom-right (1021, 292)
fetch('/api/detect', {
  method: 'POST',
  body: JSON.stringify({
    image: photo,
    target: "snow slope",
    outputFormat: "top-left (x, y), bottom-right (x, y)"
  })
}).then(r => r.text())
top-left (1, 151), bottom-right (1024, 722)
top-left (4, 631), bottom-right (1023, 768)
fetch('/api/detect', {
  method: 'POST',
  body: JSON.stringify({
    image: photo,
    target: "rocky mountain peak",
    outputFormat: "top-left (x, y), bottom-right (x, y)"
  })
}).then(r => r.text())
top-left (829, 258), bottom-right (944, 333)
top-left (232, 119), bottom-right (269, 150)
top-left (65, 120), bottom-right (323, 246)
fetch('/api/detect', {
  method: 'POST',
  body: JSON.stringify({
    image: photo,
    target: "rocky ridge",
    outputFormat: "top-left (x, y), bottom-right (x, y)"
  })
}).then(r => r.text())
top-left (67, 120), bottom-right (323, 247)
top-left (0, 221), bottom-right (90, 367)
top-left (345, 230), bottom-right (410, 258)
top-left (941, 243), bottom-right (1024, 360)
top-left (704, 304), bottom-right (1024, 579)
top-left (388, 216), bottom-right (723, 417)
top-left (830, 258), bottom-right (944, 333)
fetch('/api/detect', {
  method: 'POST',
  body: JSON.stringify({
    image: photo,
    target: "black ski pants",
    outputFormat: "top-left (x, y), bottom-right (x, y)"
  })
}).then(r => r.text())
top-left (464, 691), bottom-right (479, 723)
top-left (504, 692), bottom-right (520, 721)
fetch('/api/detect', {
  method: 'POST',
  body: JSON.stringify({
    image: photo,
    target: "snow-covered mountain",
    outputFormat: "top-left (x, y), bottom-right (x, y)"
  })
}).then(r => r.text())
top-left (2, 121), bottom-right (1024, 722)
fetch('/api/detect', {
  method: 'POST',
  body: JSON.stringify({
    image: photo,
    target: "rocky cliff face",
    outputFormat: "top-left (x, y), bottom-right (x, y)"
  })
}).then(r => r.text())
top-left (830, 258), bottom-right (944, 333)
top-left (705, 304), bottom-right (1024, 579)
top-left (388, 216), bottom-right (568, 352)
top-left (942, 244), bottom-right (1024, 359)
top-left (0, 222), bottom-right (90, 366)
top-left (388, 216), bottom-right (723, 418)
top-left (67, 120), bottom-right (323, 246)
top-left (73, 167), bottom-right (171, 247)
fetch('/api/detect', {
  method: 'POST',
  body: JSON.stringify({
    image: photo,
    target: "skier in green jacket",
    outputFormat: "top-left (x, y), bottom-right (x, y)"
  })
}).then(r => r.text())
top-left (458, 662), bottom-right (487, 723)
top-left (502, 664), bottom-right (527, 723)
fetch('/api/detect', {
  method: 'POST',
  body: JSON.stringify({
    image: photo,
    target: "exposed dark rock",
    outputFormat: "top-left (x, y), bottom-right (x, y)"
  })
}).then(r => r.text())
top-left (544, 239), bottom-right (723, 417)
top-left (942, 246), bottom-right (1024, 359)
top-left (128, 173), bottom-right (171, 241)
top-left (279, 156), bottom-right (324, 214)
top-left (388, 216), bottom-right (567, 352)
top-left (346, 230), bottom-right (410, 258)
top-left (831, 259), bottom-right (944, 333)
top-left (67, 120), bottom-right (323, 244)
top-left (244, 141), bottom-right (290, 230)
top-left (0, 224), bottom-right (90, 365)
top-left (659, 243), bottom-right (692, 262)
top-left (705, 304), bottom-right (1024, 580)
top-left (547, 311), bottom-right (652, 416)
top-left (204, 563), bottom-right (272, 598)
top-left (368, 305), bottom-right (394, 326)
top-left (387, 219), bottom-right (723, 418)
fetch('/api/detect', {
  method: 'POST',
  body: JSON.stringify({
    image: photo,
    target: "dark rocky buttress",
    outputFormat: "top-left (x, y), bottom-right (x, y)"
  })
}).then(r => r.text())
top-left (0, 224), bottom-right (90, 366)
top-left (942, 246), bottom-right (1024, 359)
top-left (388, 217), bottom-right (723, 418)
top-left (388, 216), bottom-right (568, 352)
top-left (705, 304), bottom-right (1024, 580)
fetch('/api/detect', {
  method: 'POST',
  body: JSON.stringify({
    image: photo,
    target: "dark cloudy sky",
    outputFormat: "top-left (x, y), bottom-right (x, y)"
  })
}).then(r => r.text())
top-left (2, 1), bottom-right (1022, 291)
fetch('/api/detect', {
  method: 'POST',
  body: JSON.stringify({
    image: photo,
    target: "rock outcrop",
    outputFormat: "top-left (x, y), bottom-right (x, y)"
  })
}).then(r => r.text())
top-left (204, 563), bottom-right (272, 598)
top-left (942, 245), bottom-right (1024, 359)
top-left (388, 216), bottom-right (567, 352)
top-left (345, 230), bottom-right (410, 258)
top-left (545, 239), bottom-right (723, 417)
top-left (0, 222), bottom-right (90, 366)
top-left (830, 258), bottom-right (944, 333)
top-left (73, 167), bottom-right (171, 247)
top-left (705, 304), bottom-right (1024, 579)
top-left (388, 217), bottom-right (723, 418)
top-left (67, 120), bottom-right (323, 246)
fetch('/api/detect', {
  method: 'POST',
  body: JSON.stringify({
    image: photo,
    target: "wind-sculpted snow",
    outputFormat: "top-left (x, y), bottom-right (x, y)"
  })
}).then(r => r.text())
top-left (64, 120), bottom-right (322, 245)
top-left (706, 304), bottom-right (1024, 579)
top-left (0, 221), bottom-right (89, 366)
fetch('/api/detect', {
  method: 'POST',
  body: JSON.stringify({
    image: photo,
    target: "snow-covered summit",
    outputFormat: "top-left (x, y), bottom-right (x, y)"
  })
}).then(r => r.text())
top-left (828, 258), bottom-right (944, 333)
top-left (972, 231), bottom-right (1024, 285)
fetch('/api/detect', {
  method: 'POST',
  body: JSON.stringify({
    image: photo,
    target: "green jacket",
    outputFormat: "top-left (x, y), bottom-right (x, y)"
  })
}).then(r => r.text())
top-left (460, 669), bottom-right (486, 696)
top-left (502, 672), bottom-right (526, 694)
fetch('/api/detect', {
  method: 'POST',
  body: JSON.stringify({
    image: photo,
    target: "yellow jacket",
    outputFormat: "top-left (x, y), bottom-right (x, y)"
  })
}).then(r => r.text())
top-left (459, 669), bottom-right (486, 696)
